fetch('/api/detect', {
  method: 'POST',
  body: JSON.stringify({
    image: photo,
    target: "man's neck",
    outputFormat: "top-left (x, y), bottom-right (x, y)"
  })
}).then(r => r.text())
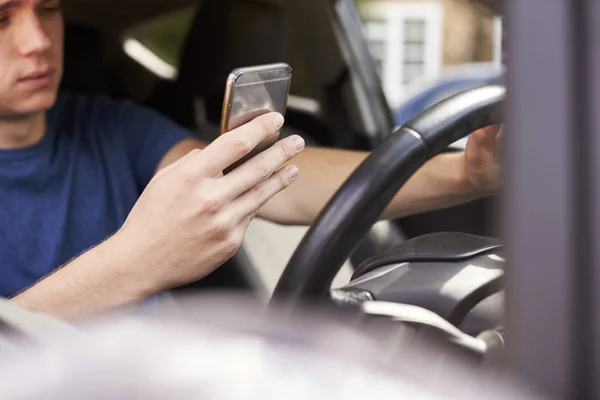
top-left (0, 113), bottom-right (46, 149)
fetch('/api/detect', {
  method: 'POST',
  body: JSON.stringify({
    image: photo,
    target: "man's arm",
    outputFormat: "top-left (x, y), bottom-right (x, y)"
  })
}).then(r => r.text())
top-left (11, 113), bottom-right (302, 320)
top-left (158, 125), bottom-right (501, 226)
top-left (261, 125), bottom-right (501, 225)
top-left (11, 234), bottom-right (155, 320)
top-left (258, 148), bottom-right (480, 225)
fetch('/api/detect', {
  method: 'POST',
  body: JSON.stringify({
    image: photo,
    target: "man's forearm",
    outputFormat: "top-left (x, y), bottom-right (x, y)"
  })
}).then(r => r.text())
top-left (260, 147), bottom-right (486, 225)
top-left (382, 150), bottom-right (485, 218)
top-left (11, 234), bottom-right (155, 320)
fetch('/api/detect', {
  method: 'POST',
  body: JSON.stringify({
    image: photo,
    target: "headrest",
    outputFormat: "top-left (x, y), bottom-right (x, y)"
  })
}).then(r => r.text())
top-left (176, 0), bottom-right (285, 102)
top-left (61, 23), bottom-right (106, 95)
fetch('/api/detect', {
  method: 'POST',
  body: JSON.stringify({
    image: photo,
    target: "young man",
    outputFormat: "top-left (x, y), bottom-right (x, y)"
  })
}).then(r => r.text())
top-left (2, 0), bottom-right (501, 319)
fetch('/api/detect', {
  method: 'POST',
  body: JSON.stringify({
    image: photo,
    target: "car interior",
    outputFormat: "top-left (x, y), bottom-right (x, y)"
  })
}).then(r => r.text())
top-left (55, 0), bottom-right (507, 350)
top-left (3, 0), bottom-right (597, 397)
top-left (59, 0), bottom-right (501, 298)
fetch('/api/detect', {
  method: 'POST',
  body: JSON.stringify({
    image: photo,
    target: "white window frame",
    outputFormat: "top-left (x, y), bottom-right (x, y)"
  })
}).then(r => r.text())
top-left (362, 18), bottom-right (389, 78)
top-left (492, 16), bottom-right (503, 68)
top-left (361, 2), bottom-right (444, 106)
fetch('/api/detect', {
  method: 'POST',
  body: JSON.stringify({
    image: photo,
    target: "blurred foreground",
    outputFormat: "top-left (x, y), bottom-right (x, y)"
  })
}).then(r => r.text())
top-left (0, 294), bottom-right (542, 399)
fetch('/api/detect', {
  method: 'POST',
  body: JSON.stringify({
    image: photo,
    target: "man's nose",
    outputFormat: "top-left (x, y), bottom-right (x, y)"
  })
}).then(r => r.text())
top-left (14, 13), bottom-right (51, 56)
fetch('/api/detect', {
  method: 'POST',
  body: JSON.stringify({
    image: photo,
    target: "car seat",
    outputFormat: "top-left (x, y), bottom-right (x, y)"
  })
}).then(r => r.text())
top-left (61, 22), bottom-right (127, 98)
top-left (60, 23), bottom-right (106, 95)
top-left (145, 0), bottom-right (355, 148)
top-left (145, 0), bottom-right (288, 141)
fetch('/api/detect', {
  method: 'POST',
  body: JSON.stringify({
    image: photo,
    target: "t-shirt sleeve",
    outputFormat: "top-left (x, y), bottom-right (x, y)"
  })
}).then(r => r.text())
top-left (113, 99), bottom-right (194, 190)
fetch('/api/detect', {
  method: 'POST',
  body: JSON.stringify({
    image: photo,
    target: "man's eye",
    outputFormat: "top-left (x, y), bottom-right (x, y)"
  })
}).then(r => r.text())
top-left (0, 15), bottom-right (9, 27)
top-left (40, 6), bottom-right (61, 13)
top-left (39, 1), bottom-right (62, 13)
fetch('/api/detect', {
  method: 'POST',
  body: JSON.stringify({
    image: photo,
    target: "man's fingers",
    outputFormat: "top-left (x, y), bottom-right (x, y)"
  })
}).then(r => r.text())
top-left (468, 125), bottom-right (501, 156)
top-left (466, 125), bottom-right (502, 172)
top-left (470, 125), bottom-right (500, 151)
top-left (229, 164), bottom-right (299, 223)
top-left (494, 126), bottom-right (504, 163)
top-left (221, 134), bottom-right (305, 199)
top-left (182, 112), bottom-right (285, 177)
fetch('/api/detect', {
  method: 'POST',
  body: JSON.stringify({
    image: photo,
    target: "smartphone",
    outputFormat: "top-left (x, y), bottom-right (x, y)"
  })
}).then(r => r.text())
top-left (220, 62), bottom-right (292, 173)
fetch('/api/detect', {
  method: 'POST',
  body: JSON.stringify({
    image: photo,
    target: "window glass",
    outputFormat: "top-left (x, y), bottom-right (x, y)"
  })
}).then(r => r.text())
top-left (363, 18), bottom-right (388, 78)
top-left (124, 6), bottom-right (197, 77)
top-left (357, 1), bottom-right (502, 110)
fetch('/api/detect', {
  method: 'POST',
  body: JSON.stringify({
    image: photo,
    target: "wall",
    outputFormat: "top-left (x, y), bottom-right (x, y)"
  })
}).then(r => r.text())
top-left (439, 0), bottom-right (495, 65)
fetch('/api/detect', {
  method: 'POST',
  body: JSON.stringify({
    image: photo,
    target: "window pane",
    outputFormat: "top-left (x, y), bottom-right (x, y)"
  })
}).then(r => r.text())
top-left (403, 64), bottom-right (424, 83)
top-left (368, 40), bottom-right (386, 60)
top-left (404, 19), bottom-right (425, 43)
top-left (364, 20), bottom-right (388, 38)
top-left (368, 40), bottom-right (385, 77)
top-left (362, 16), bottom-right (388, 78)
top-left (132, 6), bottom-right (197, 69)
top-left (374, 60), bottom-right (383, 77)
top-left (402, 18), bottom-right (425, 85)
top-left (404, 43), bottom-right (424, 63)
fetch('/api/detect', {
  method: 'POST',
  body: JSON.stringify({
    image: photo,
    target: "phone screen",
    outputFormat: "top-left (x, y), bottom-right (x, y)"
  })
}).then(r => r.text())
top-left (221, 63), bottom-right (292, 173)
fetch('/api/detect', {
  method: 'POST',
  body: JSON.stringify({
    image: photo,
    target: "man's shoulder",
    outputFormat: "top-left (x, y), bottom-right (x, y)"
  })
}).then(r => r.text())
top-left (51, 91), bottom-right (193, 179)
top-left (43, 92), bottom-right (194, 198)
top-left (50, 91), bottom-right (184, 139)
top-left (51, 90), bottom-right (192, 143)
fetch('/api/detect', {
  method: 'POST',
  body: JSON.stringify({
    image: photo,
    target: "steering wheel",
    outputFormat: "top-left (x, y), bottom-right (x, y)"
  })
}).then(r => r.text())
top-left (271, 84), bottom-right (506, 306)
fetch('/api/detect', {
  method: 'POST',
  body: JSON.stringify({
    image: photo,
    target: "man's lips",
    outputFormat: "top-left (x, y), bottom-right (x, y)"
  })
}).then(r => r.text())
top-left (19, 69), bottom-right (55, 82)
top-left (17, 68), bottom-right (56, 90)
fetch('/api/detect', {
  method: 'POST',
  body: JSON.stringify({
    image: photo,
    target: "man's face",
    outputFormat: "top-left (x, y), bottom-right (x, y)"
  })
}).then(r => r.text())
top-left (0, 0), bottom-right (63, 118)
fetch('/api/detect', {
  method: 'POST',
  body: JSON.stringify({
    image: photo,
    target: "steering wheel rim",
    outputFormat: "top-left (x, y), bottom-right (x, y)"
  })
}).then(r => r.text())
top-left (271, 85), bottom-right (506, 307)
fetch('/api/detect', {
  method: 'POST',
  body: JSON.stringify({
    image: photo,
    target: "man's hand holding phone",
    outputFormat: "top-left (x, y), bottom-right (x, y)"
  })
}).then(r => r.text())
top-left (116, 111), bottom-right (304, 293)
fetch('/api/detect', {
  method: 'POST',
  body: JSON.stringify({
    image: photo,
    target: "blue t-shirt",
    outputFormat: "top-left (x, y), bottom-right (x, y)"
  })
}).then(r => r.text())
top-left (0, 92), bottom-right (192, 297)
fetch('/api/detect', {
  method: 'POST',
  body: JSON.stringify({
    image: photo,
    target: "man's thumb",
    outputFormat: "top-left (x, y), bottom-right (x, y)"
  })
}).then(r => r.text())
top-left (471, 125), bottom-right (500, 151)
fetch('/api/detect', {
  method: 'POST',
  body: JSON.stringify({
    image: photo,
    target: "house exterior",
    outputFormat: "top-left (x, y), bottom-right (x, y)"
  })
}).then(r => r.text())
top-left (358, 0), bottom-right (503, 106)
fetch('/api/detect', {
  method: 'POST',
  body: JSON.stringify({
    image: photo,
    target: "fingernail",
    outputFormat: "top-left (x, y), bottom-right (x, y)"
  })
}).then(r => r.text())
top-left (292, 135), bottom-right (305, 150)
top-left (273, 113), bottom-right (285, 129)
top-left (286, 165), bottom-right (299, 180)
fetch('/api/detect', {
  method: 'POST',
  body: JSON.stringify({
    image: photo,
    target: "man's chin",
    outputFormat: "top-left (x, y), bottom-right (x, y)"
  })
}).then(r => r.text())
top-left (4, 90), bottom-right (59, 118)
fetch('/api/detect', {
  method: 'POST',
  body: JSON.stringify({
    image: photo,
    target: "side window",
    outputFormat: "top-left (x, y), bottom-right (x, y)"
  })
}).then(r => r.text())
top-left (123, 6), bottom-right (197, 79)
top-left (359, 2), bottom-right (443, 106)
top-left (402, 19), bottom-right (427, 84)
top-left (492, 16), bottom-right (504, 67)
top-left (363, 18), bottom-right (388, 78)
top-left (358, 1), bottom-right (500, 109)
